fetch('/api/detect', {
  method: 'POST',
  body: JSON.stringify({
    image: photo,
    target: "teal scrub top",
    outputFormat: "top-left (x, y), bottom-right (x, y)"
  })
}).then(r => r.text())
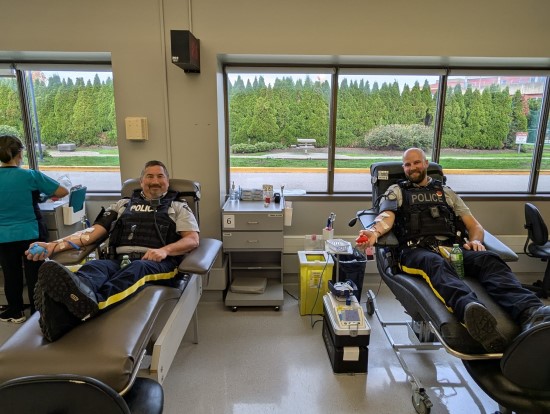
top-left (0, 167), bottom-right (61, 243)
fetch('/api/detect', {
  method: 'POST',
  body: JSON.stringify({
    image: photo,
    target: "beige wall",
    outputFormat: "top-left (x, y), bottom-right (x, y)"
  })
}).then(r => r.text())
top-left (1, 0), bottom-right (550, 241)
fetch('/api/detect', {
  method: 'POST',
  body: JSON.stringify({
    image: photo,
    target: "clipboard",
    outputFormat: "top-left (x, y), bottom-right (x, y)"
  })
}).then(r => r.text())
top-left (63, 186), bottom-right (87, 225)
top-left (69, 186), bottom-right (87, 213)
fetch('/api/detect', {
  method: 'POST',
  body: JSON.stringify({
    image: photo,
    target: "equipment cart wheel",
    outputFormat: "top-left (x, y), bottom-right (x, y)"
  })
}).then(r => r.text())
top-left (412, 389), bottom-right (432, 414)
top-left (274, 306), bottom-right (280, 311)
top-left (231, 306), bottom-right (238, 312)
top-left (366, 292), bottom-right (375, 316)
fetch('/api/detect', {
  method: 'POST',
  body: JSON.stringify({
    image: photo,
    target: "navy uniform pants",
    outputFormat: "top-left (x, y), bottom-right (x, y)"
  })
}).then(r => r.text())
top-left (75, 256), bottom-right (181, 311)
top-left (399, 247), bottom-right (542, 322)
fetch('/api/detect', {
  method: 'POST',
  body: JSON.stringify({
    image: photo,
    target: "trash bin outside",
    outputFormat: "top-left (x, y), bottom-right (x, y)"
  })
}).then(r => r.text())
top-left (331, 249), bottom-right (367, 301)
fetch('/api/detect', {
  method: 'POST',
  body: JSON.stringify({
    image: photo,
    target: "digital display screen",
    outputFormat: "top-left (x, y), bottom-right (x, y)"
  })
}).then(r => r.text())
top-left (340, 309), bottom-right (361, 322)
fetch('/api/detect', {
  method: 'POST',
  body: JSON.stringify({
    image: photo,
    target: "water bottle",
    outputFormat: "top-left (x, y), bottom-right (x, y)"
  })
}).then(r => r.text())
top-left (120, 255), bottom-right (131, 269)
top-left (450, 244), bottom-right (465, 279)
top-left (229, 181), bottom-right (237, 201)
top-left (86, 251), bottom-right (96, 262)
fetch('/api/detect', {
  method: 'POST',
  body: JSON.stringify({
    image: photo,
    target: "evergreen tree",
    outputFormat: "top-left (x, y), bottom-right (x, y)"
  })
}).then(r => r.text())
top-left (71, 84), bottom-right (100, 145)
top-left (246, 94), bottom-right (279, 143)
top-left (421, 80), bottom-right (435, 125)
top-left (484, 87), bottom-right (512, 149)
top-left (0, 80), bottom-right (22, 132)
top-left (442, 85), bottom-right (465, 147)
top-left (462, 89), bottom-right (486, 148)
top-left (506, 90), bottom-right (528, 148)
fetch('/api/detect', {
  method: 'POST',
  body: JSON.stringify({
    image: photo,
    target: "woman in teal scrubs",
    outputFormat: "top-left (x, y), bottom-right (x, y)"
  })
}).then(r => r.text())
top-left (0, 134), bottom-right (68, 323)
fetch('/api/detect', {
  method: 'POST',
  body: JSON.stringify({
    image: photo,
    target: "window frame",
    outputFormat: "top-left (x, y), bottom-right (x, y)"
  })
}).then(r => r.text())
top-left (223, 63), bottom-right (550, 196)
top-left (0, 59), bottom-right (120, 193)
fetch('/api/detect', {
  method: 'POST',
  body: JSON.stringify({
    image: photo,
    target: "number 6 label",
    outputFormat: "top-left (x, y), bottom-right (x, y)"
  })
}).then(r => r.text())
top-left (223, 214), bottom-right (235, 229)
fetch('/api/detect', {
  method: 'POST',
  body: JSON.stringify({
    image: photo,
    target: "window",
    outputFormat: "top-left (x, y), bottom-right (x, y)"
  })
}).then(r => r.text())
top-left (536, 106), bottom-right (550, 193)
top-left (225, 64), bottom-right (550, 196)
top-left (0, 65), bottom-right (120, 192)
top-left (335, 71), bottom-right (440, 193)
top-left (440, 72), bottom-right (548, 193)
top-left (0, 69), bottom-right (26, 163)
top-left (226, 68), bottom-right (333, 194)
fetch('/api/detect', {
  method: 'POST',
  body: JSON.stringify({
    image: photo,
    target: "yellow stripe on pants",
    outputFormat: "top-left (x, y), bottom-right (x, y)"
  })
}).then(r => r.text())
top-left (97, 268), bottom-right (179, 309)
top-left (399, 264), bottom-right (455, 315)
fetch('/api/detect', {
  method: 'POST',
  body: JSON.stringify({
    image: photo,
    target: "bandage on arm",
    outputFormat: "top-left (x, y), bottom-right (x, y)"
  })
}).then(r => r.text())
top-left (367, 211), bottom-right (395, 237)
top-left (53, 225), bottom-right (107, 251)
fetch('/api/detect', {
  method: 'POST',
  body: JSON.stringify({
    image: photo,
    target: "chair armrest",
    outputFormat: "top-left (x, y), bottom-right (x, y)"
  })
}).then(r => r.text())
top-left (483, 231), bottom-right (518, 262)
top-left (50, 244), bottom-right (98, 266)
top-left (376, 232), bottom-right (399, 247)
top-left (375, 230), bottom-right (518, 261)
top-left (178, 238), bottom-right (222, 275)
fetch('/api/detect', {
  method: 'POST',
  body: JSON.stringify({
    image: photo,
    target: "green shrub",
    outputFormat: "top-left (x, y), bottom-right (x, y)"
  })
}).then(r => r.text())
top-left (0, 125), bottom-right (21, 137)
top-left (231, 143), bottom-right (257, 153)
top-left (364, 124), bottom-right (433, 151)
top-left (231, 141), bottom-right (285, 154)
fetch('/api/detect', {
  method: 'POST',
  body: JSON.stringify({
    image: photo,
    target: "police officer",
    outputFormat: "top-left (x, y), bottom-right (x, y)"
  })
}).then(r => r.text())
top-left (26, 160), bottom-right (200, 341)
top-left (357, 148), bottom-right (550, 352)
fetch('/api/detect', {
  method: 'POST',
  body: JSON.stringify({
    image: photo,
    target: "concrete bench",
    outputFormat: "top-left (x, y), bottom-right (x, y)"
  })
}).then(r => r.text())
top-left (57, 143), bottom-right (76, 152)
top-left (297, 138), bottom-right (316, 148)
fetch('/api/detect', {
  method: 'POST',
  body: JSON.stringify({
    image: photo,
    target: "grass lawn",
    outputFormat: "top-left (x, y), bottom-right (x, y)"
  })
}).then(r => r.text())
top-left (230, 156), bottom-right (549, 170)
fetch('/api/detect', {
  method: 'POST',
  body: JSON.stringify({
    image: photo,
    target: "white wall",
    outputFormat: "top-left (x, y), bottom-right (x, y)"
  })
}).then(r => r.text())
top-left (2, 0), bottom-right (550, 243)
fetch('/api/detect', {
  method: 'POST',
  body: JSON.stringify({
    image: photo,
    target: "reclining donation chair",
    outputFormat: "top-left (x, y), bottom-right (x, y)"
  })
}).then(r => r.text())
top-left (351, 161), bottom-right (550, 414)
top-left (523, 202), bottom-right (550, 298)
top-left (0, 178), bottom-right (222, 413)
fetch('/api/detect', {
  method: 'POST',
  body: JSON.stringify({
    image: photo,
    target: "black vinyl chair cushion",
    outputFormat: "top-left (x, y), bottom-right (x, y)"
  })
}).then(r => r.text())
top-left (527, 242), bottom-right (550, 258)
top-left (500, 322), bottom-right (550, 391)
top-left (463, 358), bottom-right (550, 414)
top-left (378, 250), bottom-right (520, 354)
top-left (0, 375), bottom-right (163, 414)
top-left (525, 203), bottom-right (549, 247)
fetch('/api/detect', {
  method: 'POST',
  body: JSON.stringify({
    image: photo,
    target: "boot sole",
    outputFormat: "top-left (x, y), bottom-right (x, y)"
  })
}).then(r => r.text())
top-left (39, 261), bottom-right (98, 321)
top-left (464, 302), bottom-right (507, 353)
top-left (35, 280), bottom-right (80, 342)
top-left (0, 315), bottom-right (26, 323)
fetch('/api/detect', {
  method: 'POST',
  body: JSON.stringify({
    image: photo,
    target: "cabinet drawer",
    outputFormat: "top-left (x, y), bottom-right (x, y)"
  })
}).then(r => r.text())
top-left (222, 213), bottom-right (283, 231)
top-left (223, 231), bottom-right (283, 249)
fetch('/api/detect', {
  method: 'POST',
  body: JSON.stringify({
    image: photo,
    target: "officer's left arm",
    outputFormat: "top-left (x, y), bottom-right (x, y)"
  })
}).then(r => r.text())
top-left (142, 231), bottom-right (200, 262)
top-left (461, 214), bottom-right (486, 251)
top-left (445, 187), bottom-right (485, 251)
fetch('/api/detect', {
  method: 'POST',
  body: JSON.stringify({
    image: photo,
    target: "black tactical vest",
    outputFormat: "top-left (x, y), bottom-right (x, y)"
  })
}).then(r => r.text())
top-left (393, 179), bottom-right (458, 245)
top-left (108, 189), bottom-right (181, 250)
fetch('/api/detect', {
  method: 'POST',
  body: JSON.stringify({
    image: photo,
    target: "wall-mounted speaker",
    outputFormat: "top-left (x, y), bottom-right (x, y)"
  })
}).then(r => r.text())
top-left (170, 30), bottom-right (200, 73)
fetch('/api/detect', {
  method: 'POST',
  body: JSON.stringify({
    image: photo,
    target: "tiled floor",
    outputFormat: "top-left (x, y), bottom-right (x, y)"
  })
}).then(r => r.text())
top-left (1, 277), bottom-right (542, 414)
top-left (160, 280), bottom-right (502, 414)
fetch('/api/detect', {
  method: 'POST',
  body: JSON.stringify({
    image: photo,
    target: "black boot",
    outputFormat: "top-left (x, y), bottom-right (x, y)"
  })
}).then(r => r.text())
top-left (464, 302), bottom-right (507, 353)
top-left (34, 279), bottom-right (80, 342)
top-left (520, 305), bottom-right (550, 332)
top-left (38, 260), bottom-right (99, 321)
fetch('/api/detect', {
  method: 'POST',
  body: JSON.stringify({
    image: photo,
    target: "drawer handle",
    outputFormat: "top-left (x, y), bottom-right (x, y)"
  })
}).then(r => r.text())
top-left (247, 221), bottom-right (259, 225)
top-left (246, 240), bottom-right (260, 243)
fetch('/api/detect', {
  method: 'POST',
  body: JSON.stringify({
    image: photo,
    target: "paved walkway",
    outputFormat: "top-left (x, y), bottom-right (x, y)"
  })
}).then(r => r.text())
top-left (48, 150), bottom-right (114, 157)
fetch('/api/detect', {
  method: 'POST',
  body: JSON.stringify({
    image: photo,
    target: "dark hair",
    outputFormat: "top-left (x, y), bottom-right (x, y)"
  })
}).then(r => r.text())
top-left (0, 134), bottom-right (24, 163)
top-left (141, 160), bottom-right (169, 179)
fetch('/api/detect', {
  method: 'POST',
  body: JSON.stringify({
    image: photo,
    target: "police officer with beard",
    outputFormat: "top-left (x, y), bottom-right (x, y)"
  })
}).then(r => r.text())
top-left (26, 160), bottom-right (199, 342)
top-left (357, 148), bottom-right (550, 353)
